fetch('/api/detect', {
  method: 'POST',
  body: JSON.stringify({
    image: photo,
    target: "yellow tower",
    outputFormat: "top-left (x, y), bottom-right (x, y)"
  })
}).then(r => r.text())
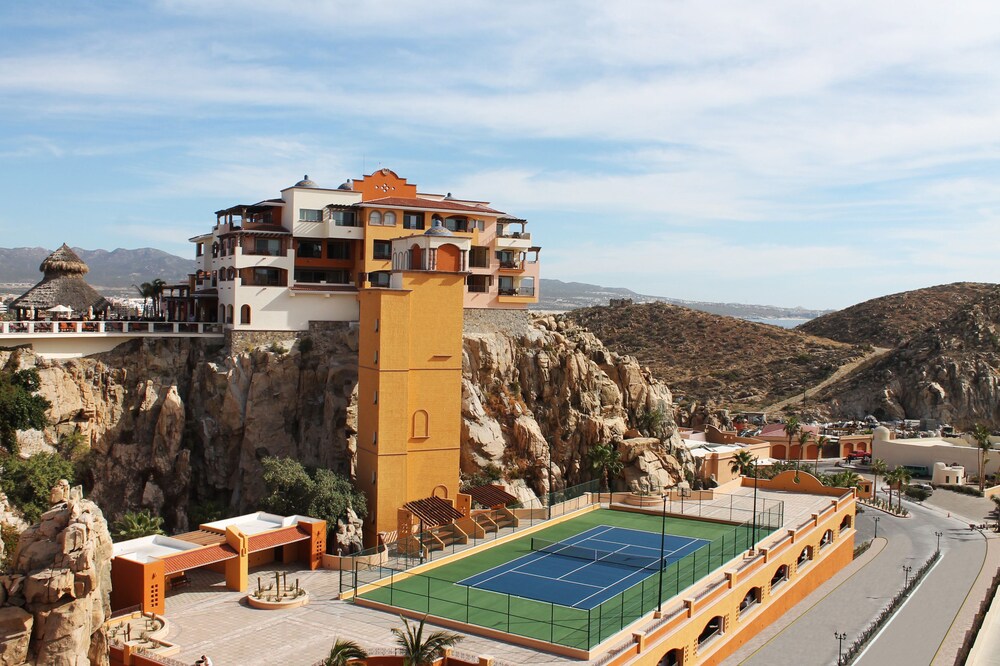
top-left (355, 226), bottom-right (470, 546)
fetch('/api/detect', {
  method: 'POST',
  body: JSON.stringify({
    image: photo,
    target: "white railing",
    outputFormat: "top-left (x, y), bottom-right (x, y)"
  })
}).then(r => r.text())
top-left (0, 321), bottom-right (225, 336)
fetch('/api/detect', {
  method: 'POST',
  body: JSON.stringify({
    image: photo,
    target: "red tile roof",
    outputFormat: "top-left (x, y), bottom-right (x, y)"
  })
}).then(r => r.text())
top-left (162, 544), bottom-right (237, 574)
top-left (247, 525), bottom-right (310, 553)
top-left (360, 197), bottom-right (504, 215)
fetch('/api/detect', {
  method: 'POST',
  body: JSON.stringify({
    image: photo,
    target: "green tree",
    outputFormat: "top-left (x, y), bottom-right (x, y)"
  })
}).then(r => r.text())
top-left (113, 509), bottom-right (166, 540)
top-left (815, 435), bottom-right (829, 474)
top-left (0, 367), bottom-right (50, 454)
top-left (797, 431), bottom-right (811, 474)
top-left (149, 278), bottom-right (166, 318)
top-left (871, 458), bottom-right (888, 504)
top-left (892, 467), bottom-right (912, 512)
top-left (324, 639), bottom-right (368, 666)
top-left (587, 442), bottom-right (624, 491)
top-left (133, 282), bottom-right (154, 318)
top-left (635, 407), bottom-right (667, 438)
top-left (0, 452), bottom-right (74, 523)
top-left (392, 615), bottom-right (462, 666)
top-left (728, 450), bottom-right (757, 478)
top-left (259, 457), bottom-right (367, 542)
top-left (973, 423), bottom-right (993, 492)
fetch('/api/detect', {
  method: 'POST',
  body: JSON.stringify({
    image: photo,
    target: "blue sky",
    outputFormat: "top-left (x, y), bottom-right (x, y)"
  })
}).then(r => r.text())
top-left (2, 1), bottom-right (1000, 309)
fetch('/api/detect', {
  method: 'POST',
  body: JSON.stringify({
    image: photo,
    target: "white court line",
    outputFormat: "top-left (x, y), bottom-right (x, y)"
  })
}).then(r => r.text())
top-left (457, 525), bottom-right (617, 588)
top-left (507, 569), bottom-right (604, 589)
top-left (557, 542), bottom-right (634, 581)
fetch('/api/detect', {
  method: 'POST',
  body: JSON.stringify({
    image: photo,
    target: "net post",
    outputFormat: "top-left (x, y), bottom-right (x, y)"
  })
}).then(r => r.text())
top-left (588, 606), bottom-right (592, 647)
top-left (506, 593), bottom-right (511, 633)
top-left (551, 602), bottom-right (555, 643)
top-left (390, 570), bottom-right (394, 606)
top-left (427, 575), bottom-right (431, 614)
top-left (620, 590), bottom-right (625, 629)
top-left (466, 583), bottom-right (470, 624)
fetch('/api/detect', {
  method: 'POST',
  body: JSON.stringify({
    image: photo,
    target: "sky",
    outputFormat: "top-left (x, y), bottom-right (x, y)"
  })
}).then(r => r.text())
top-left (2, 1), bottom-right (1000, 310)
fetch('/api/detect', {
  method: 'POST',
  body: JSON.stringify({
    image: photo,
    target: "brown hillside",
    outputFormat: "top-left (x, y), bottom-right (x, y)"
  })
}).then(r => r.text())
top-left (797, 282), bottom-right (997, 348)
top-left (813, 286), bottom-right (1000, 429)
top-left (567, 302), bottom-right (865, 408)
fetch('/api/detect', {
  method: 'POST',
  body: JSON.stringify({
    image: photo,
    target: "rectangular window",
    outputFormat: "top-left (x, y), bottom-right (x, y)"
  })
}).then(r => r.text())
top-left (329, 209), bottom-right (356, 227)
top-left (373, 240), bottom-right (391, 260)
top-left (467, 274), bottom-right (491, 293)
top-left (403, 212), bottom-right (425, 230)
top-left (444, 216), bottom-right (468, 232)
top-left (196, 244), bottom-right (204, 257)
top-left (253, 268), bottom-right (282, 286)
top-left (469, 246), bottom-right (490, 268)
top-left (297, 240), bottom-right (323, 258)
top-left (254, 238), bottom-right (282, 256)
top-left (294, 269), bottom-right (351, 284)
top-left (327, 240), bottom-right (351, 260)
top-left (369, 271), bottom-right (391, 287)
top-left (299, 208), bottom-right (322, 222)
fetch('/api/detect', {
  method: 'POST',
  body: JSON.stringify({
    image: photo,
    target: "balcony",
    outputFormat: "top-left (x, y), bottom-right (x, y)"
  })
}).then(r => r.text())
top-left (499, 286), bottom-right (534, 297)
top-left (495, 231), bottom-right (532, 250)
top-left (498, 259), bottom-right (524, 271)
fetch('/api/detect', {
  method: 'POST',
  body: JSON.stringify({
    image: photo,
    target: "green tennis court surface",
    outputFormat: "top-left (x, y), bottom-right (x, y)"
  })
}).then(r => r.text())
top-left (356, 509), bottom-right (762, 650)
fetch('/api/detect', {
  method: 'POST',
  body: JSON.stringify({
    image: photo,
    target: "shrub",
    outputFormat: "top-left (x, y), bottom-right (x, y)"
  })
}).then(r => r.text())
top-left (935, 483), bottom-right (984, 497)
top-left (904, 486), bottom-right (931, 501)
top-left (1, 523), bottom-right (20, 571)
top-left (0, 452), bottom-right (75, 523)
top-left (113, 509), bottom-right (165, 540)
top-left (260, 457), bottom-right (367, 536)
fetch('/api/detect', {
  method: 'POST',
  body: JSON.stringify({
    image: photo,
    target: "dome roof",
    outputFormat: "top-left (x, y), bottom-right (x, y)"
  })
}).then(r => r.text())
top-left (873, 425), bottom-right (891, 442)
top-left (424, 219), bottom-right (453, 236)
top-left (337, 179), bottom-right (353, 191)
top-left (294, 174), bottom-right (318, 188)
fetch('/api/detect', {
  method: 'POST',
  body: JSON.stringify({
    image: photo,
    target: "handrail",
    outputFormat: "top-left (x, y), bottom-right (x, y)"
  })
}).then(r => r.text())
top-left (0, 321), bottom-right (224, 336)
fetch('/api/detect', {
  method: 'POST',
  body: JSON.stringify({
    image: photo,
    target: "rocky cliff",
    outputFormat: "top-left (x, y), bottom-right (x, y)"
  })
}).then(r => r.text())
top-left (0, 481), bottom-right (113, 666)
top-left (4, 312), bottom-right (692, 535)
top-left (814, 287), bottom-right (1000, 428)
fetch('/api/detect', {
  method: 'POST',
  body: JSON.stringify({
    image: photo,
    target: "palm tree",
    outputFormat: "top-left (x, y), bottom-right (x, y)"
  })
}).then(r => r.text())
top-left (973, 423), bottom-right (992, 492)
top-left (893, 467), bottom-right (912, 512)
top-left (113, 509), bottom-right (165, 540)
top-left (588, 442), bottom-right (624, 492)
top-left (797, 431), bottom-right (811, 474)
top-left (150, 278), bottom-right (166, 318)
top-left (871, 458), bottom-right (888, 503)
top-left (729, 450), bottom-right (757, 478)
top-left (783, 416), bottom-right (801, 462)
top-left (324, 639), bottom-right (368, 666)
top-left (815, 435), bottom-right (829, 474)
top-left (991, 495), bottom-right (1000, 531)
top-left (133, 282), bottom-right (153, 318)
top-left (392, 616), bottom-right (462, 666)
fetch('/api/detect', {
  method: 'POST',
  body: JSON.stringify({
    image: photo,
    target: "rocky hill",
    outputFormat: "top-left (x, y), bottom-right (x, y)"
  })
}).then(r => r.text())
top-left (797, 282), bottom-right (997, 348)
top-left (1, 312), bottom-right (692, 537)
top-left (811, 286), bottom-right (1000, 428)
top-left (567, 301), bottom-right (866, 410)
top-left (0, 247), bottom-right (195, 290)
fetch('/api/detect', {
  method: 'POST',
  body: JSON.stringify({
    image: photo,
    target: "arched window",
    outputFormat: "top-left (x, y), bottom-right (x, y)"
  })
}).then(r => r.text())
top-left (226, 305), bottom-right (233, 324)
top-left (698, 615), bottom-right (724, 647)
top-left (739, 587), bottom-right (762, 614)
top-left (369, 211), bottom-right (382, 226)
top-left (840, 514), bottom-right (853, 532)
top-left (413, 410), bottom-right (429, 438)
top-left (772, 444), bottom-right (787, 459)
top-left (820, 529), bottom-right (834, 548)
top-left (797, 545), bottom-right (813, 567)
top-left (240, 304), bottom-right (251, 325)
top-left (657, 649), bottom-right (682, 666)
top-left (218, 270), bottom-right (226, 282)
top-left (409, 244), bottom-right (423, 270)
top-left (383, 211), bottom-right (396, 226)
top-left (212, 242), bottom-right (219, 258)
top-left (228, 267), bottom-right (236, 280)
top-left (771, 564), bottom-right (788, 590)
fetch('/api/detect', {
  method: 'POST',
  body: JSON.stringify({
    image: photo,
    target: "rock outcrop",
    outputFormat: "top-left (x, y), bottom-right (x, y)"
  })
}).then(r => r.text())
top-left (0, 481), bottom-right (113, 666)
top-left (816, 288), bottom-right (1000, 428)
top-left (2, 313), bottom-right (693, 534)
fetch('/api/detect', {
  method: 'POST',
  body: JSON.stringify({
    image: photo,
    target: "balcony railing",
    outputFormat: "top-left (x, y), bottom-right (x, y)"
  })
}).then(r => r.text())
top-left (467, 283), bottom-right (490, 293)
top-left (0, 321), bottom-right (225, 336)
top-left (499, 287), bottom-right (534, 297)
top-left (499, 260), bottom-right (522, 269)
top-left (499, 231), bottom-right (531, 240)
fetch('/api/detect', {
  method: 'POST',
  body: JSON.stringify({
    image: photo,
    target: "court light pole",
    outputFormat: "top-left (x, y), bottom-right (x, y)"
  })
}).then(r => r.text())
top-left (935, 530), bottom-right (943, 553)
top-left (903, 564), bottom-right (913, 587)
top-left (657, 492), bottom-right (668, 612)
top-left (751, 458), bottom-right (759, 554)
top-left (873, 515), bottom-right (880, 539)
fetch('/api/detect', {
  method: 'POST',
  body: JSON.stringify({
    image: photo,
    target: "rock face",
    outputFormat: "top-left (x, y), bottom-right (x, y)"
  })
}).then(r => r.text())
top-left (0, 482), bottom-right (113, 666)
top-left (817, 288), bottom-right (1000, 428)
top-left (2, 313), bottom-right (693, 535)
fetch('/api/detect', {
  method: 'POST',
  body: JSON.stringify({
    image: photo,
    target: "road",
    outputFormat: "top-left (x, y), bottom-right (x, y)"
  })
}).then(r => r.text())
top-left (761, 346), bottom-right (891, 413)
top-left (725, 489), bottom-right (986, 666)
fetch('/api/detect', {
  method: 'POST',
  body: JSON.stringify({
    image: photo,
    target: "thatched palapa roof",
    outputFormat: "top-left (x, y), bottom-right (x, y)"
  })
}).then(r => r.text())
top-left (10, 244), bottom-right (111, 314)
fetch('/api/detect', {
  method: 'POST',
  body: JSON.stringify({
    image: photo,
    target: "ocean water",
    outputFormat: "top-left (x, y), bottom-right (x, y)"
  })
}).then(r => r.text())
top-left (744, 317), bottom-right (812, 329)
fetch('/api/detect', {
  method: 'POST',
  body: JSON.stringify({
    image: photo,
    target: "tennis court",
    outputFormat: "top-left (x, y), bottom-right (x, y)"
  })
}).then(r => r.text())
top-left (458, 525), bottom-right (708, 608)
top-left (355, 509), bottom-right (766, 649)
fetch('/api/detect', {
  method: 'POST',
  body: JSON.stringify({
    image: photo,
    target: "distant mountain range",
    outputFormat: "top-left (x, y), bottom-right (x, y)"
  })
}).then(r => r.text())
top-left (0, 246), bottom-right (824, 319)
top-left (535, 279), bottom-right (828, 320)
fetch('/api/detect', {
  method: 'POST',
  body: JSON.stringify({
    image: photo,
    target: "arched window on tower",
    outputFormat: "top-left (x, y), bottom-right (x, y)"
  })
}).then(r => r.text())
top-left (413, 410), bottom-right (429, 438)
top-left (240, 304), bottom-right (251, 325)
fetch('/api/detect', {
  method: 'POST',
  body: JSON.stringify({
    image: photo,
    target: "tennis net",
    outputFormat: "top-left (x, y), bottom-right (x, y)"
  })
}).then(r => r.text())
top-left (530, 537), bottom-right (664, 570)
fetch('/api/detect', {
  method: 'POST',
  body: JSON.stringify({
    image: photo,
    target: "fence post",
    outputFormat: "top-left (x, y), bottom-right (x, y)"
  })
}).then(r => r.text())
top-left (588, 606), bottom-right (592, 647)
top-left (427, 575), bottom-right (431, 614)
top-left (466, 584), bottom-right (470, 624)
top-left (620, 590), bottom-right (625, 629)
top-left (390, 570), bottom-right (394, 606)
top-left (551, 602), bottom-right (555, 643)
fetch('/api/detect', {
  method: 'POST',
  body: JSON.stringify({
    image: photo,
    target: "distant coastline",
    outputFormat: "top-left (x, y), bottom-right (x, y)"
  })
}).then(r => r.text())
top-left (745, 317), bottom-right (812, 329)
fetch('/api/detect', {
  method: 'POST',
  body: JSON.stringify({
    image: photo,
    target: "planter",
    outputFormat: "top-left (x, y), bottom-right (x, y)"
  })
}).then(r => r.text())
top-left (623, 493), bottom-right (665, 508)
top-left (247, 593), bottom-right (310, 610)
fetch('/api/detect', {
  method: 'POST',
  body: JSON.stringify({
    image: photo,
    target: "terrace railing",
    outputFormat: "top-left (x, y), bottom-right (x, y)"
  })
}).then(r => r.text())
top-left (0, 321), bottom-right (224, 336)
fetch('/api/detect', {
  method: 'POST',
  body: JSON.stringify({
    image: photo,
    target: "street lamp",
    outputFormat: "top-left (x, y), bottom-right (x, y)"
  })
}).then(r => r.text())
top-left (872, 515), bottom-right (880, 539)
top-left (902, 564), bottom-right (913, 587)
top-left (935, 530), bottom-right (943, 552)
top-left (657, 493), bottom-right (668, 612)
top-left (834, 631), bottom-right (847, 665)
top-left (751, 458), bottom-right (759, 554)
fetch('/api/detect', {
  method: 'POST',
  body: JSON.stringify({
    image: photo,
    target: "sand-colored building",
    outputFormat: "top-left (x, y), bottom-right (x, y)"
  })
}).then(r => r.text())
top-left (871, 426), bottom-right (999, 481)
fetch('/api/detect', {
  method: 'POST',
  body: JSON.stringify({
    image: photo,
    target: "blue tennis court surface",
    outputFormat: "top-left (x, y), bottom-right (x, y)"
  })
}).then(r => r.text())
top-left (458, 525), bottom-right (709, 609)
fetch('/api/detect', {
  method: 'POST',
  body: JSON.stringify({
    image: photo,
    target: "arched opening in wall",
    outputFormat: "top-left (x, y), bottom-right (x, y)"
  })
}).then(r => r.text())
top-left (790, 444), bottom-right (801, 461)
top-left (413, 410), bottom-right (429, 438)
top-left (383, 211), bottom-right (396, 226)
top-left (805, 444), bottom-right (818, 460)
top-left (840, 514), bottom-right (853, 531)
top-left (226, 305), bottom-right (233, 324)
top-left (369, 211), bottom-right (382, 226)
top-left (218, 305), bottom-right (225, 323)
top-left (697, 615), bottom-right (724, 648)
top-left (409, 244), bottom-right (423, 271)
top-left (436, 243), bottom-right (461, 272)
top-left (228, 267), bottom-right (236, 280)
top-left (657, 648), bottom-right (683, 666)
top-left (431, 484), bottom-right (448, 498)
top-left (739, 586), bottom-right (762, 615)
top-left (856, 442), bottom-right (868, 453)
top-left (842, 443), bottom-right (854, 457)
top-left (771, 564), bottom-right (788, 590)
top-left (211, 270), bottom-right (218, 287)
top-left (772, 444), bottom-right (787, 459)
top-left (797, 545), bottom-right (813, 568)
top-left (820, 529), bottom-right (834, 549)
top-left (240, 305), bottom-right (251, 325)
top-left (212, 242), bottom-right (219, 257)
